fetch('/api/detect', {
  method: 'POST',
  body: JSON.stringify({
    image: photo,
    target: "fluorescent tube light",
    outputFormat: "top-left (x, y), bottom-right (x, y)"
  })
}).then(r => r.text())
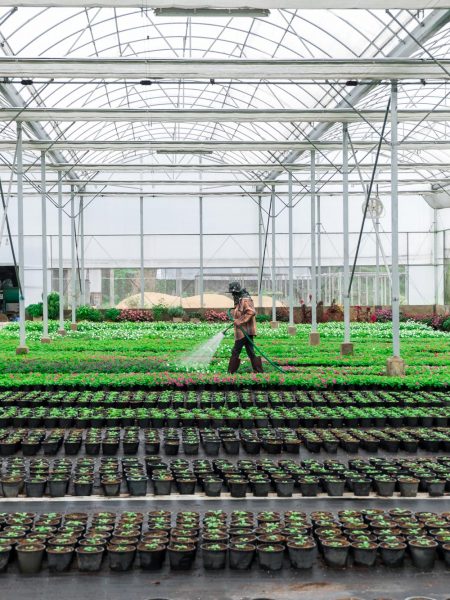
top-left (156, 150), bottom-right (214, 155)
top-left (153, 8), bottom-right (270, 17)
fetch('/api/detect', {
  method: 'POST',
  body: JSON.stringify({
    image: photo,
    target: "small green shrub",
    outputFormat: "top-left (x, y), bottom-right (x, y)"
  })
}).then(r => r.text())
top-left (168, 306), bottom-right (185, 318)
top-left (26, 303), bottom-right (43, 318)
top-left (76, 305), bottom-right (103, 322)
top-left (256, 313), bottom-right (270, 323)
top-left (152, 302), bottom-right (169, 321)
top-left (442, 317), bottom-right (450, 332)
top-left (104, 307), bottom-right (121, 322)
top-left (47, 292), bottom-right (60, 320)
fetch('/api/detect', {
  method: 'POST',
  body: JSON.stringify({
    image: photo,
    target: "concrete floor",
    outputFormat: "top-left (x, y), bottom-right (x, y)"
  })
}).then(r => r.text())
top-left (1, 497), bottom-right (449, 600)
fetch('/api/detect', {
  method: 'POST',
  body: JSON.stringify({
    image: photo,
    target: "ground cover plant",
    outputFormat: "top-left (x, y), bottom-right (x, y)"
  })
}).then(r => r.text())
top-left (0, 321), bottom-right (449, 389)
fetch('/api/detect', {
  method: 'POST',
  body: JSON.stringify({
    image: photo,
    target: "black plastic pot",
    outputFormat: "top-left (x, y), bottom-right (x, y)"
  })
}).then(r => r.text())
top-left (107, 545), bottom-right (136, 571)
top-left (257, 544), bottom-right (284, 571)
top-left (442, 543), bottom-right (450, 567)
top-left (203, 439), bottom-right (221, 456)
top-left (152, 478), bottom-right (172, 496)
top-left (398, 479), bottom-right (419, 498)
top-left (299, 479), bottom-right (319, 497)
top-left (177, 479), bottom-right (196, 495)
top-left (17, 543), bottom-right (46, 574)
top-left (183, 441), bottom-right (199, 455)
top-left (203, 478), bottom-right (222, 497)
top-left (351, 479), bottom-right (372, 497)
top-left (1, 477), bottom-right (23, 498)
top-left (167, 544), bottom-right (196, 570)
top-left (427, 480), bottom-right (446, 497)
top-left (0, 545), bottom-right (11, 572)
top-left (322, 540), bottom-right (350, 568)
top-left (25, 478), bottom-right (46, 498)
top-left (374, 478), bottom-right (396, 497)
top-left (127, 477), bottom-right (148, 496)
top-left (228, 480), bottom-right (247, 498)
top-left (222, 439), bottom-right (240, 455)
top-left (379, 543), bottom-right (406, 567)
top-left (201, 543), bottom-right (227, 569)
top-left (241, 439), bottom-right (260, 454)
top-left (145, 442), bottom-right (160, 455)
top-left (409, 540), bottom-right (437, 570)
top-left (85, 441), bottom-right (101, 456)
top-left (287, 542), bottom-right (316, 569)
top-left (123, 441), bottom-right (139, 455)
top-left (102, 479), bottom-right (121, 497)
top-left (351, 542), bottom-right (378, 566)
top-left (324, 479), bottom-right (345, 497)
top-left (74, 481), bottom-right (93, 496)
top-left (76, 546), bottom-right (104, 572)
top-left (274, 479), bottom-right (294, 497)
top-left (229, 544), bottom-right (255, 570)
top-left (48, 478), bottom-right (69, 498)
top-left (47, 547), bottom-right (74, 572)
top-left (251, 480), bottom-right (271, 497)
top-left (137, 543), bottom-right (166, 570)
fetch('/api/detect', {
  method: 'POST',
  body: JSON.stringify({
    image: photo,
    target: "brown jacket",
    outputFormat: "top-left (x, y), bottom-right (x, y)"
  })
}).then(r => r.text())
top-left (233, 296), bottom-right (257, 340)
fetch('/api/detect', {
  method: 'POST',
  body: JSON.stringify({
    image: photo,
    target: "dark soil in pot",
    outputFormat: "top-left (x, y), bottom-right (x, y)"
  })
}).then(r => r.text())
top-left (47, 546), bottom-right (74, 572)
top-left (229, 543), bottom-right (255, 570)
top-left (17, 543), bottom-right (46, 574)
top-left (201, 543), bottom-right (228, 569)
top-left (76, 546), bottom-right (104, 572)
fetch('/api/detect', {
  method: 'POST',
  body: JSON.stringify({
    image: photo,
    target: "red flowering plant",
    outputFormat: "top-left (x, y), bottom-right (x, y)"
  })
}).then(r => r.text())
top-left (204, 310), bottom-right (228, 322)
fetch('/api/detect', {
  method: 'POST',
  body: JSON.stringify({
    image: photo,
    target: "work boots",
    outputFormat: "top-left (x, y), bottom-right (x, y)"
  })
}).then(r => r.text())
top-left (250, 356), bottom-right (264, 373)
top-left (227, 356), bottom-right (241, 374)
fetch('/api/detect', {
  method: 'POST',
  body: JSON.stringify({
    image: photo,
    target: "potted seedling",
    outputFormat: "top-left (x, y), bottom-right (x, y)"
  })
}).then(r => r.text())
top-left (398, 477), bottom-right (419, 498)
top-left (1, 475), bottom-right (24, 498)
top-left (321, 539), bottom-right (350, 568)
top-left (229, 542), bottom-right (255, 570)
top-left (137, 541), bottom-right (166, 570)
top-left (16, 542), bottom-right (46, 574)
top-left (287, 538), bottom-right (316, 569)
top-left (107, 543), bottom-right (136, 571)
top-left (257, 543), bottom-right (284, 571)
top-left (167, 542), bottom-right (196, 570)
top-left (408, 538), bottom-right (438, 570)
top-left (47, 545), bottom-right (74, 572)
top-left (76, 545), bottom-right (104, 572)
top-left (351, 540), bottom-right (378, 566)
top-left (202, 475), bottom-right (222, 497)
top-left (201, 542), bottom-right (228, 569)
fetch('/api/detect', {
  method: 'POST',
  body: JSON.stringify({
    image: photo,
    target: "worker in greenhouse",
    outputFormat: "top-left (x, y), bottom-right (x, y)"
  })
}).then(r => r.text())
top-left (227, 281), bottom-right (264, 374)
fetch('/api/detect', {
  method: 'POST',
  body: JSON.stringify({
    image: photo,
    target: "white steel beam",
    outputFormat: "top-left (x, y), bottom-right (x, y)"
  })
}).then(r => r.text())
top-left (4, 108), bottom-right (450, 123)
top-left (1, 140), bottom-right (450, 151)
top-left (0, 2), bottom-right (449, 9)
top-left (2, 58), bottom-right (450, 80)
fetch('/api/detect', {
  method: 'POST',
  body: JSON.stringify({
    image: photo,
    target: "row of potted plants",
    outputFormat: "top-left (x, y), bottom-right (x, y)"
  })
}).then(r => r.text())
top-left (1, 455), bottom-right (449, 498)
top-left (3, 389), bottom-right (446, 409)
top-left (0, 508), bottom-right (449, 573)
top-left (0, 404), bottom-right (447, 429)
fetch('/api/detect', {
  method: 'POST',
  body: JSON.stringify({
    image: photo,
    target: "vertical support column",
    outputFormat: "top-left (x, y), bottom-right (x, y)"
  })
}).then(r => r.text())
top-left (257, 195), bottom-right (263, 310)
top-left (387, 80), bottom-right (405, 376)
top-left (57, 174), bottom-right (65, 335)
top-left (199, 195), bottom-right (204, 309)
top-left (270, 185), bottom-right (278, 328)
top-left (140, 195), bottom-right (145, 309)
top-left (70, 185), bottom-right (77, 330)
top-left (434, 208), bottom-right (439, 310)
top-left (316, 195), bottom-right (322, 302)
top-left (288, 172), bottom-right (296, 334)
top-left (40, 151), bottom-right (50, 343)
top-left (341, 123), bottom-right (353, 355)
top-left (109, 269), bottom-right (115, 307)
top-left (309, 151), bottom-right (319, 345)
top-left (80, 195), bottom-right (85, 306)
top-left (15, 123), bottom-right (28, 354)
top-left (375, 216), bottom-right (380, 306)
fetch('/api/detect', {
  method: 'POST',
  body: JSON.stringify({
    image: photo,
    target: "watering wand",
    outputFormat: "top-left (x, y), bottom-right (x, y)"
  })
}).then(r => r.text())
top-left (223, 308), bottom-right (285, 373)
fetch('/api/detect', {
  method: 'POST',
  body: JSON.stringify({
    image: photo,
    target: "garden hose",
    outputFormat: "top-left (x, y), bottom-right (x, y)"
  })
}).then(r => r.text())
top-left (224, 308), bottom-right (285, 373)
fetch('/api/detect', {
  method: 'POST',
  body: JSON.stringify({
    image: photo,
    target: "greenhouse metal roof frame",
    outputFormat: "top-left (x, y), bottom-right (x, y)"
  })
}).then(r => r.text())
top-left (0, 1), bottom-right (449, 8)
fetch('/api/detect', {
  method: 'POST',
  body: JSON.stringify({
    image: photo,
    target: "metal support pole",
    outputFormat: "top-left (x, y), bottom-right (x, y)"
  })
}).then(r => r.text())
top-left (342, 123), bottom-right (351, 346)
top-left (288, 172), bottom-right (295, 331)
top-left (57, 174), bottom-right (65, 335)
top-left (139, 195), bottom-right (145, 309)
top-left (271, 185), bottom-right (277, 324)
top-left (317, 195), bottom-right (321, 302)
top-left (80, 196), bottom-right (85, 305)
top-left (109, 269), bottom-right (115, 307)
top-left (375, 216), bottom-right (380, 306)
top-left (434, 208), bottom-right (439, 309)
top-left (388, 81), bottom-right (404, 374)
top-left (258, 195), bottom-right (263, 309)
top-left (199, 195), bottom-right (204, 308)
top-left (16, 123), bottom-right (28, 353)
top-left (70, 185), bottom-right (77, 329)
top-left (310, 151), bottom-right (319, 344)
top-left (40, 151), bottom-right (50, 343)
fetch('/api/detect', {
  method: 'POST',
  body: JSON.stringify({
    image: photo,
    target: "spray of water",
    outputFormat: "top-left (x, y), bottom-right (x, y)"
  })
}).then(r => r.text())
top-left (178, 331), bottom-right (225, 370)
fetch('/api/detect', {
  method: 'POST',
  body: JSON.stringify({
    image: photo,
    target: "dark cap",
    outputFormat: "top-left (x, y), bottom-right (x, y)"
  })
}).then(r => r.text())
top-left (228, 281), bottom-right (242, 294)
